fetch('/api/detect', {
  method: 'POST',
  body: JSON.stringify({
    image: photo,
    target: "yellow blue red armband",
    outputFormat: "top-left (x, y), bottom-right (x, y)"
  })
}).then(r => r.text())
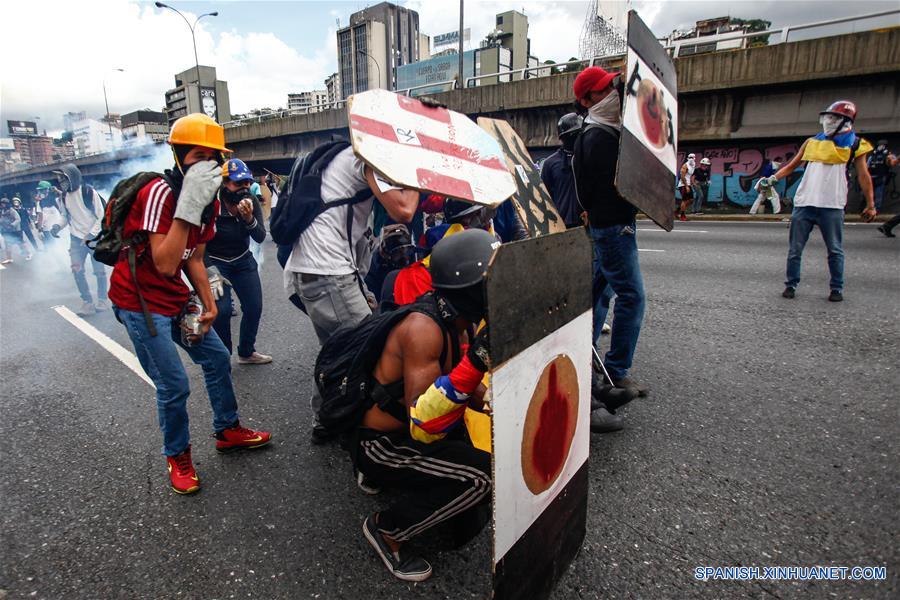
top-left (409, 375), bottom-right (468, 443)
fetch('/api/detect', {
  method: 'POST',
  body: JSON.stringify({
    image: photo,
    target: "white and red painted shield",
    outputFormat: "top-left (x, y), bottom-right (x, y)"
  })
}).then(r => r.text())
top-left (348, 89), bottom-right (516, 207)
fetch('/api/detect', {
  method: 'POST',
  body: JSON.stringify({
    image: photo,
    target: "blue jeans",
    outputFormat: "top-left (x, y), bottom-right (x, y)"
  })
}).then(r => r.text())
top-left (208, 253), bottom-right (263, 357)
top-left (114, 307), bottom-right (240, 456)
top-left (785, 206), bottom-right (844, 292)
top-left (590, 223), bottom-right (646, 381)
top-left (872, 177), bottom-right (886, 211)
top-left (70, 235), bottom-right (107, 303)
top-left (692, 183), bottom-right (706, 213)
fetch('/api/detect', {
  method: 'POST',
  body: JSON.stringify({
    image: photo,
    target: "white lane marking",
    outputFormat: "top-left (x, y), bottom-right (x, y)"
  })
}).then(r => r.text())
top-left (0, 263), bottom-right (5, 270)
top-left (638, 248), bottom-right (665, 252)
top-left (52, 305), bottom-right (155, 389)
top-left (639, 228), bottom-right (708, 233)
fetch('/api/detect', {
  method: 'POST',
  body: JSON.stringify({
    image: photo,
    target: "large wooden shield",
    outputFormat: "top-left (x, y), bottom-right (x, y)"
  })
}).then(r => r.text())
top-left (348, 89), bottom-right (516, 207)
top-left (618, 10), bottom-right (678, 231)
top-left (478, 117), bottom-right (566, 237)
top-left (486, 228), bottom-right (592, 600)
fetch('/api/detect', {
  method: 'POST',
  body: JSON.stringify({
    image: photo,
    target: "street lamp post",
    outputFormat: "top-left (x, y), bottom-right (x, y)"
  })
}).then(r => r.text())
top-left (102, 68), bottom-right (124, 150)
top-left (155, 2), bottom-right (218, 116)
top-left (357, 49), bottom-right (382, 90)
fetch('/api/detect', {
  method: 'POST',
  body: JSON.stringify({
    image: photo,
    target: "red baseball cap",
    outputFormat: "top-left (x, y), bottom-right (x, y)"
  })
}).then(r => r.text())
top-left (573, 66), bottom-right (617, 100)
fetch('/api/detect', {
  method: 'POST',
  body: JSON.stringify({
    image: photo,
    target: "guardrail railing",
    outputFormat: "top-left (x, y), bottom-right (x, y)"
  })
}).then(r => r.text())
top-left (220, 8), bottom-right (897, 129)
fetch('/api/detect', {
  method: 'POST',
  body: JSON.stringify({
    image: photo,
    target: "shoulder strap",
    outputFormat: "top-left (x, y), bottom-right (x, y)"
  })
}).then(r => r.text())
top-left (583, 122), bottom-right (621, 140)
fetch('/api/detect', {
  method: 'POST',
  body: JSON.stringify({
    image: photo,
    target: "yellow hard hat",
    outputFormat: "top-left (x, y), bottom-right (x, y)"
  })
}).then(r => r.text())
top-left (167, 113), bottom-right (232, 152)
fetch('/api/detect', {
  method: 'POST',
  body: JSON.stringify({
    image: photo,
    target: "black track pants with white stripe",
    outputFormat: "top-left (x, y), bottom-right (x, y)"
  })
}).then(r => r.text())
top-left (356, 429), bottom-right (492, 543)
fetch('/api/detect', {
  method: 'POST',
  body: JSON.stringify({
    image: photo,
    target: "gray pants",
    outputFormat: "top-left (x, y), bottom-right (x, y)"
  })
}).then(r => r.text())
top-left (69, 235), bottom-right (107, 304)
top-left (292, 272), bottom-right (372, 412)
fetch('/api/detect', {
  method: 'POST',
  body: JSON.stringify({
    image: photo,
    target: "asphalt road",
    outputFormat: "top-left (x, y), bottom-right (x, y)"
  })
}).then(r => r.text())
top-left (1, 221), bottom-right (897, 600)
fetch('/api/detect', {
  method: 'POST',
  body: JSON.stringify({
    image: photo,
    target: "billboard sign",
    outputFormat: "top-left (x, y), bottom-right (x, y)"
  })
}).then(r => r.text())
top-left (7, 120), bottom-right (38, 136)
top-left (433, 28), bottom-right (470, 49)
top-left (200, 88), bottom-right (217, 120)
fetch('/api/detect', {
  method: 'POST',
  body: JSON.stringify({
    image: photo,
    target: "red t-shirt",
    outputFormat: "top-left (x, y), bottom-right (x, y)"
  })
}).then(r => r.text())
top-left (108, 177), bottom-right (217, 317)
top-left (393, 260), bottom-right (434, 306)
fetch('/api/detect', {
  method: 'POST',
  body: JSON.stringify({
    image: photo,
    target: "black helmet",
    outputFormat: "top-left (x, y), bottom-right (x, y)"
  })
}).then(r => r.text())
top-left (557, 112), bottom-right (584, 138)
top-left (430, 228), bottom-right (499, 290)
top-left (443, 198), bottom-right (484, 224)
top-left (379, 223), bottom-right (415, 267)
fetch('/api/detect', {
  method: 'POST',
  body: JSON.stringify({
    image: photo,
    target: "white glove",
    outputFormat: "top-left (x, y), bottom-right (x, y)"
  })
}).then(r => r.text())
top-left (206, 266), bottom-right (231, 300)
top-left (765, 175), bottom-right (778, 187)
top-left (174, 161), bottom-right (221, 226)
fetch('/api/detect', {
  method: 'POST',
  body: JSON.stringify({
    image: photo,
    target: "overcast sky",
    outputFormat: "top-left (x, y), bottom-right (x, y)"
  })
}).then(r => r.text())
top-left (1, 0), bottom-right (896, 133)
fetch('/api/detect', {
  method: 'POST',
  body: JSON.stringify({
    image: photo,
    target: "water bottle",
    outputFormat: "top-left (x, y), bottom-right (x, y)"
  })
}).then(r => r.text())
top-left (180, 294), bottom-right (205, 347)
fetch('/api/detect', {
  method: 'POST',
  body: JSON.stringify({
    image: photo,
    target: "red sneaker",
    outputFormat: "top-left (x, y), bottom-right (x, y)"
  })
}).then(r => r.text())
top-left (166, 446), bottom-right (200, 494)
top-left (215, 422), bottom-right (272, 453)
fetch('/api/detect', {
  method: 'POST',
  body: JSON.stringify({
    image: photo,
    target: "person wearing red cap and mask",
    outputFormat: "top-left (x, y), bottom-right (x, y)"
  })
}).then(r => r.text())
top-left (571, 66), bottom-right (649, 432)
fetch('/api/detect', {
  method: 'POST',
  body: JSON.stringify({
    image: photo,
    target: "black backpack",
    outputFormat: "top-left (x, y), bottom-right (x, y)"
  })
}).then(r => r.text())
top-left (313, 295), bottom-right (456, 437)
top-left (86, 171), bottom-right (177, 337)
top-left (270, 140), bottom-right (372, 248)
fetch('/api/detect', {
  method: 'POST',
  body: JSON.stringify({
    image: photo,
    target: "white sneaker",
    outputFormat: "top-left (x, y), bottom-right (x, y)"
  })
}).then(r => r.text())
top-left (237, 352), bottom-right (273, 365)
top-left (25, 254), bottom-right (33, 261)
top-left (94, 299), bottom-right (111, 311)
top-left (601, 323), bottom-right (611, 335)
top-left (76, 302), bottom-right (96, 316)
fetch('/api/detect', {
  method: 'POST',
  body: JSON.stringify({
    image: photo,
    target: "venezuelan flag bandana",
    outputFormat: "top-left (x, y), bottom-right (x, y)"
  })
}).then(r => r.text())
top-left (802, 131), bottom-right (873, 165)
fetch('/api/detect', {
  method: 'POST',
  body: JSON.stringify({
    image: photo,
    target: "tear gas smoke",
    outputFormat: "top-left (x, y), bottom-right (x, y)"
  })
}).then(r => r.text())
top-left (94, 143), bottom-right (174, 200)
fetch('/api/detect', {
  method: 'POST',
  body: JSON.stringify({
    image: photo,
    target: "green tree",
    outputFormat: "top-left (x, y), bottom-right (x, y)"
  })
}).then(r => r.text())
top-left (543, 59), bottom-right (561, 75)
top-left (730, 18), bottom-right (772, 47)
top-left (562, 57), bottom-right (586, 73)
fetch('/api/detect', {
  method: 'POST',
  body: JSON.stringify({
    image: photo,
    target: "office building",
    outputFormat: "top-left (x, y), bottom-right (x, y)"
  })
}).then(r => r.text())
top-left (325, 72), bottom-right (341, 104)
top-left (336, 2), bottom-right (430, 96)
top-left (63, 111), bottom-right (87, 133)
top-left (11, 136), bottom-right (54, 167)
top-left (164, 66), bottom-right (231, 127)
top-left (287, 90), bottom-right (329, 112)
top-left (492, 10), bottom-right (534, 81)
top-left (121, 110), bottom-right (168, 146)
top-left (72, 118), bottom-right (122, 157)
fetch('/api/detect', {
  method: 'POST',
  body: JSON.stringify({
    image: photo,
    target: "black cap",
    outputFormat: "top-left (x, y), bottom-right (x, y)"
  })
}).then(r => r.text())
top-left (430, 228), bottom-right (499, 289)
top-left (557, 112), bottom-right (584, 137)
top-left (443, 198), bottom-right (484, 223)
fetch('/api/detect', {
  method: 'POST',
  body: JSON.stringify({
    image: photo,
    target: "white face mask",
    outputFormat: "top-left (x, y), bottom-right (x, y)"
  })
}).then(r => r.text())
top-left (772, 161), bottom-right (781, 170)
top-left (587, 89), bottom-right (621, 130)
top-left (820, 114), bottom-right (846, 136)
top-left (687, 158), bottom-right (696, 168)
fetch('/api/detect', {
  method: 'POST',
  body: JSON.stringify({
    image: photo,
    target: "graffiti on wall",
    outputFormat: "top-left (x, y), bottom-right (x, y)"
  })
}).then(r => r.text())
top-left (676, 142), bottom-right (805, 207)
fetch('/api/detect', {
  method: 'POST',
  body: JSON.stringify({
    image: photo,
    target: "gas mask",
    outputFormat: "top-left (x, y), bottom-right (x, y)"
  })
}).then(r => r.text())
top-left (58, 177), bottom-right (70, 193)
top-left (439, 282), bottom-right (486, 324)
top-left (220, 186), bottom-right (252, 206)
top-left (820, 114), bottom-right (847, 137)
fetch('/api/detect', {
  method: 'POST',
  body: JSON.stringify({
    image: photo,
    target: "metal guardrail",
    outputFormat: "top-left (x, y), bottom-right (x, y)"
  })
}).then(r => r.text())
top-left (396, 79), bottom-right (459, 96)
top-left (222, 100), bottom-right (347, 128)
top-left (219, 9), bottom-right (897, 129)
top-left (666, 8), bottom-right (899, 56)
top-left (464, 55), bottom-right (617, 88)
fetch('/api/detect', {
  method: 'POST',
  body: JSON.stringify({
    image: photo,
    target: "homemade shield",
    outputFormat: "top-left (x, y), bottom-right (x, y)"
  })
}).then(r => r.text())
top-left (618, 10), bottom-right (678, 231)
top-left (478, 117), bottom-right (566, 237)
top-left (348, 89), bottom-right (516, 207)
top-left (486, 228), bottom-right (592, 600)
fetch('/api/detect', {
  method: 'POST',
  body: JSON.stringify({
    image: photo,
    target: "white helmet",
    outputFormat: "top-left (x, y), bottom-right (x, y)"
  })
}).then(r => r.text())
top-left (687, 153), bottom-right (696, 160)
top-left (700, 157), bottom-right (710, 166)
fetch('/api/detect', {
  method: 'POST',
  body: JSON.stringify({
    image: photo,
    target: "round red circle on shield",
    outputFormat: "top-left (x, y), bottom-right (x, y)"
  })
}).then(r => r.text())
top-left (637, 78), bottom-right (669, 149)
top-left (520, 354), bottom-right (579, 495)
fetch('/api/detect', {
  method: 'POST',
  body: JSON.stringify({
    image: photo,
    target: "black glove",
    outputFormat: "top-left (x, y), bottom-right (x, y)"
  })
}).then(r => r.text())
top-left (466, 325), bottom-right (491, 372)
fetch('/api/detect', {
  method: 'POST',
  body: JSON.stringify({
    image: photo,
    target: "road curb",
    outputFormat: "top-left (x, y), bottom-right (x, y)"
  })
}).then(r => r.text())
top-left (637, 213), bottom-right (895, 223)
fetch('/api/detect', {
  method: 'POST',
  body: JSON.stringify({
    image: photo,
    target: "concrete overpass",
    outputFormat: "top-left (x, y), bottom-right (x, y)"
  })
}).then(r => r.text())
top-left (220, 27), bottom-right (899, 163)
top-left (3, 27), bottom-right (898, 208)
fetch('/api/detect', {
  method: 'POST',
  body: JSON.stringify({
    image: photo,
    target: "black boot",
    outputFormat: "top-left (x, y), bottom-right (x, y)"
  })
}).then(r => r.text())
top-left (590, 407), bottom-right (624, 433)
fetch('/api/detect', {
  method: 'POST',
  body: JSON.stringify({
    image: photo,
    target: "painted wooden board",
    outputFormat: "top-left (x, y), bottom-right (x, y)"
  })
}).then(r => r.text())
top-left (616, 10), bottom-right (677, 232)
top-left (486, 228), bottom-right (592, 600)
top-left (478, 117), bottom-right (566, 238)
top-left (348, 89), bottom-right (516, 207)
